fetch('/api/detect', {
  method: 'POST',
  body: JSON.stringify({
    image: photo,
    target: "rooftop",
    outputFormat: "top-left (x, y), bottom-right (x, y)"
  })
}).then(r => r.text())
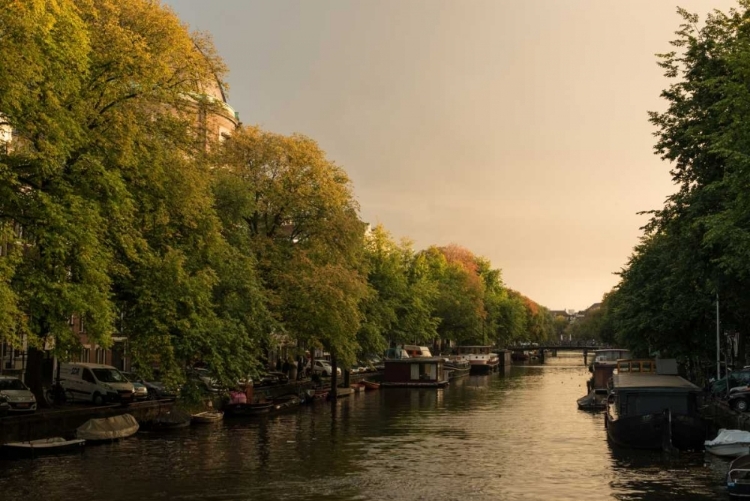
top-left (612, 373), bottom-right (700, 391)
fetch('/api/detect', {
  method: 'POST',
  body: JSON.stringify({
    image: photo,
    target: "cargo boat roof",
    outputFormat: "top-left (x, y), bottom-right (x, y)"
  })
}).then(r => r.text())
top-left (612, 373), bottom-right (700, 391)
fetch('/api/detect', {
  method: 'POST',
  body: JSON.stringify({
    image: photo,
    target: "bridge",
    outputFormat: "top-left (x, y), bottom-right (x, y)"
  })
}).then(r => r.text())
top-left (504, 345), bottom-right (606, 365)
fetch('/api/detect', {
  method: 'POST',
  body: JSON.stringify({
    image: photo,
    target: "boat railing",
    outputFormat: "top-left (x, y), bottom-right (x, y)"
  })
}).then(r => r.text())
top-left (728, 468), bottom-right (750, 483)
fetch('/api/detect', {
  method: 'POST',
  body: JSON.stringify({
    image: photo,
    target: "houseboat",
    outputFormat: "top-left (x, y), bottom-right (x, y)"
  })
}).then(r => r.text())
top-left (455, 346), bottom-right (499, 375)
top-left (381, 357), bottom-right (449, 388)
top-left (587, 348), bottom-right (631, 375)
top-left (443, 358), bottom-right (471, 379)
top-left (577, 348), bottom-right (632, 410)
top-left (605, 361), bottom-right (705, 451)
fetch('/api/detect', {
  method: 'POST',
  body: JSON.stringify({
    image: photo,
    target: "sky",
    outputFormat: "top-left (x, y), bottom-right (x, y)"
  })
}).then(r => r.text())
top-left (165, 0), bottom-right (737, 311)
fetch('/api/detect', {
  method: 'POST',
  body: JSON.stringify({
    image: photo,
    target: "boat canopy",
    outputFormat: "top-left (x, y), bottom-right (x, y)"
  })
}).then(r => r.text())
top-left (706, 429), bottom-right (750, 447)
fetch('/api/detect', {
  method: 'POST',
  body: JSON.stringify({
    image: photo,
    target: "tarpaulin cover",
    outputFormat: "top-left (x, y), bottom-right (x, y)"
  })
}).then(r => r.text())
top-left (77, 413), bottom-right (139, 441)
top-left (705, 429), bottom-right (750, 446)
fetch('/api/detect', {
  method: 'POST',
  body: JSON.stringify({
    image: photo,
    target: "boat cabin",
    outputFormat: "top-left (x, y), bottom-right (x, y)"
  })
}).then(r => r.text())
top-left (609, 373), bottom-right (700, 417)
top-left (383, 347), bottom-right (410, 360)
top-left (403, 345), bottom-right (433, 358)
top-left (605, 371), bottom-right (705, 450)
top-left (456, 346), bottom-right (493, 356)
top-left (593, 349), bottom-right (631, 364)
top-left (382, 357), bottom-right (448, 387)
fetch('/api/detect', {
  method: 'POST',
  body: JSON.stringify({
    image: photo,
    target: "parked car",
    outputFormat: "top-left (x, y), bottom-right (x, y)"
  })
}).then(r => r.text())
top-left (349, 363), bottom-right (366, 374)
top-left (0, 376), bottom-right (37, 413)
top-left (187, 368), bottom-right (223, 393)
top-left (0, 394), bottom-right (9, 417)
top-left (121, 372), bottom-right (150, 400)
top-left (729, 387), bottom-right (750, 412)
top-left (308, 360), bottom-right (341, 377)
top-left (712, 368), bottom-right (750, 395)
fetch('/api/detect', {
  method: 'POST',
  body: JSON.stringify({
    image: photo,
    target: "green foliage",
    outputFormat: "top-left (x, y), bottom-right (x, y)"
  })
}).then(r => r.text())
top-left (609, 2), bottom-right (750, 369)
top-left (0, 0), bottom-right (556, 386)
top-left (0, 0), bottom-right (267, 387)
top-left (214, 126), bottom-right (368, 367)
top-left (358, 225), bottom-right (438, 352)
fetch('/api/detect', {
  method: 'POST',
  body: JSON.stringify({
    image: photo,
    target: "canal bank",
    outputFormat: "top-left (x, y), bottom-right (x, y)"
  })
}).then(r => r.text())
top-left (0, 378), bottom-right (336, 445)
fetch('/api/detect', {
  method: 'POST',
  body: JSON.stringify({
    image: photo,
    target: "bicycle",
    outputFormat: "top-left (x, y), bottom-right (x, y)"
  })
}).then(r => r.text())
top-left (44, 382), bottom-right (74, 407)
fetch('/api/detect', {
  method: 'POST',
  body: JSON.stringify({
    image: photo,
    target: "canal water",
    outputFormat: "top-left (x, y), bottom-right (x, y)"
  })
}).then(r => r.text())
top-left (0, 354), bottom-right (730, 500)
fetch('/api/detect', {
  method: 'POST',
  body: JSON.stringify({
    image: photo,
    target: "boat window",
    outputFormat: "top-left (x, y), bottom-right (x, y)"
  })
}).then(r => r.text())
top-left (632, 394), bottom-right (689, 415)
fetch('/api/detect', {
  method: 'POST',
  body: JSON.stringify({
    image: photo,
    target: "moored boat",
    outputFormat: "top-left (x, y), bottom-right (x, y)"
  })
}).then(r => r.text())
top-left (191, 410), bottom-right (224, 424)
top-left (443, 359), bottom-right (470, 379)
top-left (273, 395), bottom-right (301, 410)
top-left (576, 388), bottom-right (608, 411)
top-left (360, 380), bottom-right (380, 390)
top-left (77, 413), bottom-right (139, 441)
top-left (455, 346), bottom-right (499, 375)
top-left (728, 454), bottom-right (750, 498)
top-left (146, 409), bottom-right (192, 430)
top-left (2, 437), bottom-right (85, 459)
top-left (706, 429), bottom-right (750, 457)
top-left (578, 348), bottom-right (633, 410)
top-left (382, 357), bottom-right (449, 388)
top-left (224, 402), bottom-right (274, 417)
top-left (605, 361), bottom-right (705, 451)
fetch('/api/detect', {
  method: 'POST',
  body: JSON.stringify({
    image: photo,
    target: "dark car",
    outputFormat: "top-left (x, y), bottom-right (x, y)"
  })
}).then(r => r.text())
top-left (729, 387), bottom-right (750, 412)
top-left (128, 372), bottom-right (179, 400)
top-left (711, 368), bottom-right (750, 395)
top-left (187, 368), bottom-right (223, 393)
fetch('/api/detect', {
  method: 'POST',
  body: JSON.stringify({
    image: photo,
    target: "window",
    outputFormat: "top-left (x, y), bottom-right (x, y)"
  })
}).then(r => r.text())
top-left (81, 348), bottom-right (90, 363)
top-left (82, 369), bottom-right (95, 384)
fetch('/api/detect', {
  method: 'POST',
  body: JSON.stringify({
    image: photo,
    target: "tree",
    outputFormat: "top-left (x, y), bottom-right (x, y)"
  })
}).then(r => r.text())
top-left (357, 225), bottom-right (438, 352)
top-left (0, 0), bottom-right (268, 388)
top-left (609, 3), bottom-right (750, 374)
top-left (214, 126), bottom-right (368, 367)
top-left (420, 245), bottom-right (486, 345)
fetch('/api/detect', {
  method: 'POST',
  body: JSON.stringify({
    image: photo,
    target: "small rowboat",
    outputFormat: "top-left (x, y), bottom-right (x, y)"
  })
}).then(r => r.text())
top-left (147, 409), bottom-right (192, 430)
top-left (2, 437), bottom-right (85, 459)
top-left (273, 395), bottom-right (301, 411)
top-left (224, 402), bottom-right (274, 417)
top-left (191, 410), bottom-right (224, 424)
top-left (360, 380), bottom-right (380, 390)
top-left (706, 429), bottom-right (750, 457)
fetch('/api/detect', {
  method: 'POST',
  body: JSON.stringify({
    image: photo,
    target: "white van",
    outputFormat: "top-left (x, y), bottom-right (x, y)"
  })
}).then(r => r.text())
top-left (59, 363), bottom-right (135, 405)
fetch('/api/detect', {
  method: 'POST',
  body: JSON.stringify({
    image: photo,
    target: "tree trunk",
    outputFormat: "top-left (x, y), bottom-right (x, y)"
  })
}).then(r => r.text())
top-left (330, 354), bottom-right (338, 401)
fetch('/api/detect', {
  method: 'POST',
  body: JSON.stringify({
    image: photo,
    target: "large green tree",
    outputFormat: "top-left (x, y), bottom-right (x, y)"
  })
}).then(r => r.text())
top-left (214, 126), bottom-right (368, 367)
top-left (609, 2), bottom-right (750, 375)
top-left (0, 0), bottom-right (269, 388)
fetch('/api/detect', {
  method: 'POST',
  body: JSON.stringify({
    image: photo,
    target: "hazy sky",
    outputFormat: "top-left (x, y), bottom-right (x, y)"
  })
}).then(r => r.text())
top-left (166, 0), bottom-right (736, 311)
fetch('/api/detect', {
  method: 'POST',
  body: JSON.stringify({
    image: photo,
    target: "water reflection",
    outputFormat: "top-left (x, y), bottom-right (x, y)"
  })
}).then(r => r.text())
top-left (0, 356), bottom-right (729, 501)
